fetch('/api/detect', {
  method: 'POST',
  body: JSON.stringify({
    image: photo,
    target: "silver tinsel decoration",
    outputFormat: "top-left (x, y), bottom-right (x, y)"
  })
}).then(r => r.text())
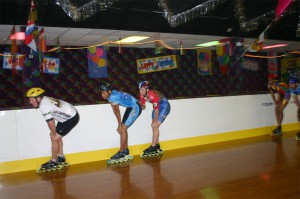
top-left (158, 0), bottom-right (226, 28)
top-left (235, 0), bottom-right (275, 32)
top-left (55, 0), bottom-right (114, 22)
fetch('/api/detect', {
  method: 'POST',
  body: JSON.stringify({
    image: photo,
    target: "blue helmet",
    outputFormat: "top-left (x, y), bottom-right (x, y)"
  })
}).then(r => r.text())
top-left (138, 81), bottom-right (150, 89)
top-left (288, 77), bottom-right (298, 84)
top-left (99, 81), bottom-right (112, 91)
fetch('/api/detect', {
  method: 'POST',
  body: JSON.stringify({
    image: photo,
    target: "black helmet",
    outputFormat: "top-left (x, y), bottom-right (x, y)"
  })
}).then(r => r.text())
top-left (99, 81), bottom-right (112, 91)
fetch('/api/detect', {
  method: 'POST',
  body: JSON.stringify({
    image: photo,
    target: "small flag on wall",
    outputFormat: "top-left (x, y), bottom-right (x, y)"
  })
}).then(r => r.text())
top-left (197, 49), bottom-right (212, 75)
top-left (248, 32), bottom-right (264, 52)
top-left (87, 46), bottom-right (107, 78)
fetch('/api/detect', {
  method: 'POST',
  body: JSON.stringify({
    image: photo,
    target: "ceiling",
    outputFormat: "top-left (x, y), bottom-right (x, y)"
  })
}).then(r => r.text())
top-left (0, 0), bottom-right (299, 51)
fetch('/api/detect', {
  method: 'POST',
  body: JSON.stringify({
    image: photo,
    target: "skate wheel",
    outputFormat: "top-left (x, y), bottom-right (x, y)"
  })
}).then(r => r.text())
top-left (111, 159), bottom-right (117, 164)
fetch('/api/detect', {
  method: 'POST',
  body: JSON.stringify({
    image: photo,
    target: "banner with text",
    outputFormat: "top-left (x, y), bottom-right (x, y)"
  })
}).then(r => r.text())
top-left (136, 55), bottom-right (178, 74)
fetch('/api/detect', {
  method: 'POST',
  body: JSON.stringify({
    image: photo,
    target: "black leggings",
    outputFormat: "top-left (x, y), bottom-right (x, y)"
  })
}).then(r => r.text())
top-left (56, 112), bottom-right (80, 136)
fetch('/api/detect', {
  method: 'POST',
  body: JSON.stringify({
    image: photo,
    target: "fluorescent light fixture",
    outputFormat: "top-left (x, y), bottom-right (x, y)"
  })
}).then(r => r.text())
top-left (195, 41), bottom-right (220, 47)
top-left (117, 36), bottom-right (149, 43)
top-left (9, 32), bottom-right (25, 40)
top-left (262, 44), bottom-right (288, 49)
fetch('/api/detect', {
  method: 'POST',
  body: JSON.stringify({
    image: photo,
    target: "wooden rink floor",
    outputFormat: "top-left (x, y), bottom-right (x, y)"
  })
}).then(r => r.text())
top-left (1, 131), bottom-right (299, 199)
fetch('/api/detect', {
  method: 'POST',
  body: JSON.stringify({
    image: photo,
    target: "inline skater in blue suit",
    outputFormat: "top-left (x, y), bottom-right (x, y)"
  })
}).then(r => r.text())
top-left (99, 81), bottom-right (142, 163)
top-left (288, 77), bottom-right (300, 142)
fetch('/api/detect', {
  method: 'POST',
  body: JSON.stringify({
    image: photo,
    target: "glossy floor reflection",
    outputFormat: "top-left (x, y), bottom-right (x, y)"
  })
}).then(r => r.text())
top-left (1, 131), bottom-right (299, 199)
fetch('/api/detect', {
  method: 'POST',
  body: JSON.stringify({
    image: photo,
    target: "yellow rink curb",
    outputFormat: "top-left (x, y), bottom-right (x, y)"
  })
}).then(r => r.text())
top-left (0, 123), bottom-right (298, 175)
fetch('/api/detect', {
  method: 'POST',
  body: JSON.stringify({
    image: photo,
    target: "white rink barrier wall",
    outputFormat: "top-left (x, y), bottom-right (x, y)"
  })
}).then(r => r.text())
top-left (0, 94), bottom-right (299, 174)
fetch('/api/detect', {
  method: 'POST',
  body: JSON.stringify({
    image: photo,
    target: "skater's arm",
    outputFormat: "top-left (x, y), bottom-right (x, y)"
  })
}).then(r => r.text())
top-left (111, 104), bottom-right (122, 125)
top-left (293, 95), bottom-right (300, 108)
top-left (141, 104), bottom-right (146, 110)
top-left (47, 119), bottom-right (57, 135)
top-left (153, 109), bottom-right (159, 123)
top-left (269, 90), bottom-right (276, 104)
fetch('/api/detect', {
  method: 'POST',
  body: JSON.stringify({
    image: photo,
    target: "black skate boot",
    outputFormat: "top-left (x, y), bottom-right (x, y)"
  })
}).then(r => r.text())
top-left (155, 143), bottom-right (164, 154)
top-left (107, 151), bottom-right (127, 165)
top-left (272, 127), bottom-right (282, 137)
top-left (124, 148), bottom-right (129, 155)
top-left (37, 160), bottom-right (60, 173)
top-left (143, 145), bottom-right (157, 153)
top-left (295, 132), bottom-right (300, 142)
top-left (155, 143), bottom-right (160, 150)
top-left (141, 145), bottom-right (159, 158)
top-left (57, 156), bottom-right (68, 167)
top-left (123, 148), bottom-right (133, 160)
top-left (111, 151), bottom-right (126, 160)
top-left (272, 126), bottom-right (282, 133)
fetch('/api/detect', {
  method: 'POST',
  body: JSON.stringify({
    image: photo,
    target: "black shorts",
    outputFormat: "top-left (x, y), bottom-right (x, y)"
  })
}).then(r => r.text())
top-left (56, 111), bottom-right (80, 136)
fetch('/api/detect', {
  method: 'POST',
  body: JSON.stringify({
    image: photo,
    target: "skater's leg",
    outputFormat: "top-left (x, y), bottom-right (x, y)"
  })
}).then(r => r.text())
top-left (50, 133), bottom-right (63, 160)
top-left (119, 124), bottom-right (129, 152)
top-left (151, 121), bottom-right (162, 146)
top-left (278, 102), bottom-right (288, 130)
top-left (274, 102), bottom-right (280, 129)
top-left (58, 139), bottom-right (64, 156)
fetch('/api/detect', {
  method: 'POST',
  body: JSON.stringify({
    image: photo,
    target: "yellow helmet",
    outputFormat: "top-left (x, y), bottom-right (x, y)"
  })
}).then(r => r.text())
top-left (26, 87), bottom-right (45, 98)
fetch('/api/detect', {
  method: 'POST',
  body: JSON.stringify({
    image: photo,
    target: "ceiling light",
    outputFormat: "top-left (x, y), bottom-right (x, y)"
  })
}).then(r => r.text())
top-left (195, 41), bottom-right (220, 47)
top-left (262, 44), bottom-right (288, 49)
top-left (9, 32), bottom-right (25, 40)
top-left (117, 36), bottom-right (149, 43)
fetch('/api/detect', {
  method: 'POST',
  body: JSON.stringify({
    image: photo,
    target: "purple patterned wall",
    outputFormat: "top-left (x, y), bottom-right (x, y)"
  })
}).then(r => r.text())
top-left (0, 45), bottom-right (268, 110)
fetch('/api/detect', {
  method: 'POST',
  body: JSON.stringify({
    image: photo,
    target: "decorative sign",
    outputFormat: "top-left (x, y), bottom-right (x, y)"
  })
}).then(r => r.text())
top-left (42, 57), bottom-right (60, 74)
top-left (241, 58), bottom-right (259, 71)
top-left (197, 49), bottom-right (212, 75)
top-left (281, 57), bottom-right (300, 82)
top-left (136, 55), bottom-right (178, 74)
top-left (87, 46), bottom-right (107, 78)
top-left (2, 52), bottom-right (25, 70)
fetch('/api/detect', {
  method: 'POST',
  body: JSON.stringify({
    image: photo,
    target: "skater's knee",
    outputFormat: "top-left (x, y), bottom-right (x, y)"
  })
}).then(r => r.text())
top-left (119, 127), bottom-right (127, 135)
top-left (151, 121), bottom-right (161, 129)
top-left (50, 134), bottom-right (62, 142)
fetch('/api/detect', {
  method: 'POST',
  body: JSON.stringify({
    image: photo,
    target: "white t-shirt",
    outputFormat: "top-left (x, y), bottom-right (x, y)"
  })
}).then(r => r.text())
top-left (39, 96), bottom-right (77, 123)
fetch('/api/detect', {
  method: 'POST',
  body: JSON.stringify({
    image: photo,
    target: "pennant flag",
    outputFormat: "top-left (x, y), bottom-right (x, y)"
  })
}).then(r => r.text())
top-left (25, 0), bottom-right (37, 52)
top-left (87, 47), bottom-right (108, 78)
top-left (275, 0), bottom-right (294, 18)
top-left (39, 28), bottom-right (46, 53)
top-left (248, 31), bottom-right (264, 52)
top-left (25, 21), bottom-right (37, 52)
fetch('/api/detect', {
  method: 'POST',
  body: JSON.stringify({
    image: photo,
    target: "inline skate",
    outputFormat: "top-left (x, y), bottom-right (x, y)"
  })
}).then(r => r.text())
top-left (36, 160), bottom-right (62, 173)
top-left (57, 156), bottom-right (69, 168)
top-left (271, 127), bottom-right (282, 137)
top-left (295, 132), bottom-right (300, 143)
top-left (107, 149), bottom-right (132, 165)
top-left (140, 143), bottom-right (163, 158)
